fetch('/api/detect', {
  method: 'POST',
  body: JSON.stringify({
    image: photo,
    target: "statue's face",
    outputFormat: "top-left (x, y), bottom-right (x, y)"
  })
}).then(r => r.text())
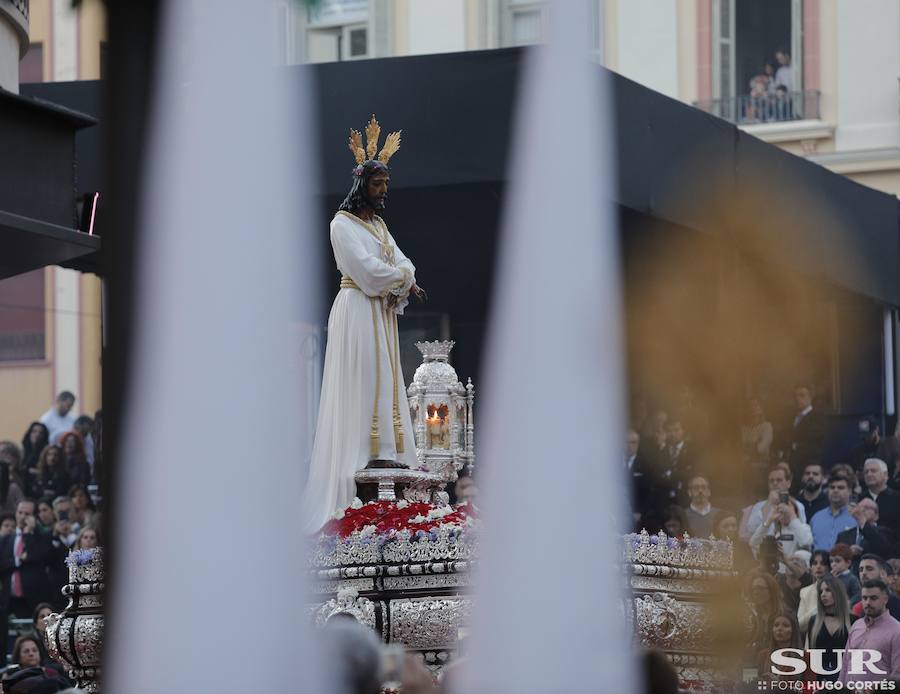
top-left (366, 172), bottom-right (389, 211)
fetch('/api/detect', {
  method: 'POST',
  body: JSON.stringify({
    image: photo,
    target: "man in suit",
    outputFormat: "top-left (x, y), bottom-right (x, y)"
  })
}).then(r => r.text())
top-left (0, 500), bottom-right (54, 662)
top-left (836, 498), bottom-right (899, 568)
top-left (861, 458), bottom-right (900, 534)
top-left (625, 429), bottom-right (653, 524)
top-left (655, 418), bottom-right (696, 506)
top-left (782, 384), bottom-right (826, 482)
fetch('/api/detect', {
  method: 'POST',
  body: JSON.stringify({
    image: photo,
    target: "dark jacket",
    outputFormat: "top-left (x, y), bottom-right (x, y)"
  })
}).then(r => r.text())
top-left (860, 486), bottom-right (900, 535)
top-left (836, 523), bottom-right (900, 563)
top-left (782, 409), bottom-right (827, 478)
top-left (36, 469), bottom-right (71, 500)
top-left (0, 530), bottom-right (55, 609)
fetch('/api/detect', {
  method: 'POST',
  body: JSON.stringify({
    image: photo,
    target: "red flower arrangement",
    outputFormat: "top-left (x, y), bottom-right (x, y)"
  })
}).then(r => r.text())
top-left (320, 500), bottom-right (476, 539)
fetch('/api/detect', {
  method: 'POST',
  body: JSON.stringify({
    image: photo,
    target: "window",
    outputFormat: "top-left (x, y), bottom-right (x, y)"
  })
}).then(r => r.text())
top-left (307, 24), bottom-right (368, 62)
top-left (19, 42), bottom-right (43, 84)
top-left (504, 1), bottom-right (548, 47)
top-left (706, 0), bottom-right (812, 123)
top-left (0, 270), bottom-right (46, 362)
top-left (306, 0), bottom-right (369, 62)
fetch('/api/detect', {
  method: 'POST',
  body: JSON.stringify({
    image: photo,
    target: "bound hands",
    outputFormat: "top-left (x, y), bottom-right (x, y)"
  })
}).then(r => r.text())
top-left (387, 284), bottom-right (427, 309)
top-left (411, 283), bottom-right (427, 303)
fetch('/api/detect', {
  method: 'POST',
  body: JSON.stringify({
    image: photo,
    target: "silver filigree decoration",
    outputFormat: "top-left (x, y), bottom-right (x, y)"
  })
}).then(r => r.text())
top-left (634, 593), bottom-right (710, 652)
top-left (389, 597), bottom-right (473, 649)
top-left (625, 530), bottom-right (733, 571)
top-left (313, 589), bottom-right (377, 630)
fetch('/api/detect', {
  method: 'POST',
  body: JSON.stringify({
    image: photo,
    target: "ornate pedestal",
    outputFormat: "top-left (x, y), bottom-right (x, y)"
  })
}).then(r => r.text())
top-left (44, 547), bottom-right (104, 693)
top-left (310, 502), bottom-right (477, 678)
top-left (626, 531), bottom-right (739, 691)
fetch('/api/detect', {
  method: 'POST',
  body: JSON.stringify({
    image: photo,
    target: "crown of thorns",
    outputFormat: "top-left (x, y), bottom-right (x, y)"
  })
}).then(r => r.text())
top-left (347, 115), bottom-right (401, 174)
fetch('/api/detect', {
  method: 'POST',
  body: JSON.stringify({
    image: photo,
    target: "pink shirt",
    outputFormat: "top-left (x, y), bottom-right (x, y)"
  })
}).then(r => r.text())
top-left (839, 611), bottom-right (900, 683)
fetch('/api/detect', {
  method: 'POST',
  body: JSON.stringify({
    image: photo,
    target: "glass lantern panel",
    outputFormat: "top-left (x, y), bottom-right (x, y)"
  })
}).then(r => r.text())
top-left (426, 403), bottom-right (451, 449)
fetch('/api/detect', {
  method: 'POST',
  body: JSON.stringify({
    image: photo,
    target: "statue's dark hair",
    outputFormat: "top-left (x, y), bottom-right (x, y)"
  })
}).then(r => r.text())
top-left (338, 160), bottom-right (389, 213)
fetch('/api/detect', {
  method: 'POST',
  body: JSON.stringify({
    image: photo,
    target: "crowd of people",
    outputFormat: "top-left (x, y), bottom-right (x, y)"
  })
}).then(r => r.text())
top-left (627, 383), bottom-right (900, 684)
top-left (744, 49), bottom-right (796, 123)
top-left (0, 391), bottom-right (102, 689)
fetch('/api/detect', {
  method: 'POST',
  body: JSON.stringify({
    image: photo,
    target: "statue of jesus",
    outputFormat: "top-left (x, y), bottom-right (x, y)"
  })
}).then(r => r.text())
top-left (301, 116), bottom-right (426, 533)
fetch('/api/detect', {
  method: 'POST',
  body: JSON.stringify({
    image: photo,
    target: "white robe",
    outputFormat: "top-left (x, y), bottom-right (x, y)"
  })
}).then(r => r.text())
top-left (301, 212), bottom-right (419, 533)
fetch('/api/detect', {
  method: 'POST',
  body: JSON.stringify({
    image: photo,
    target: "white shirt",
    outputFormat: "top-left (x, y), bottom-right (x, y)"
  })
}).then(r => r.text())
top-left (793, 405), bottom-right (813, 429)
top-left (741, 498), bottom-right (808, 542)
top-left (40, 407), bottom-right (76, 445)
top-left (775, 65), bottom-right (792, 90)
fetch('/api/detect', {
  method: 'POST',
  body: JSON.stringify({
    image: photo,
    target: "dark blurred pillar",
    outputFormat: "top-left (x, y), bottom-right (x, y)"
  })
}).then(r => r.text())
top-left (100, 0), bottom-right (162, 656)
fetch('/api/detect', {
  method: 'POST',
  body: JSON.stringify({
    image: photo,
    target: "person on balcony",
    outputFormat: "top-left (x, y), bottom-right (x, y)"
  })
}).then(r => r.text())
top-left (774, 49), bottom-right (793, 91)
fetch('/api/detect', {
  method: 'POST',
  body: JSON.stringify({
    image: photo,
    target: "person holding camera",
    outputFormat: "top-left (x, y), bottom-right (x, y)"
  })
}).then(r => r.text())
top-left (750, 496), bottom-right (813, 574)
top-left (741, 466), bottom-right (807, 543)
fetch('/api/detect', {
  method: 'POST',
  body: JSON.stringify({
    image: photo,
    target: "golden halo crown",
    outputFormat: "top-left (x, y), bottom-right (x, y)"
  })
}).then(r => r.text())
top-left (348, 115), bottom-right (401, 168)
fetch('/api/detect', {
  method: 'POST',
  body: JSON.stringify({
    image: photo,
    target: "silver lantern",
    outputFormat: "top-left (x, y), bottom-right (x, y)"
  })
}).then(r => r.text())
top-left (407, 340), bottom-right (474, 483)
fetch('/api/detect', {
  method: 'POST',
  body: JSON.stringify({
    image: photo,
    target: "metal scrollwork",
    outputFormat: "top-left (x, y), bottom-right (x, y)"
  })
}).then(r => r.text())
top-left (313, 590), bottom-right (377, 630)
top-left (389, 597), bottom-right (473, 650)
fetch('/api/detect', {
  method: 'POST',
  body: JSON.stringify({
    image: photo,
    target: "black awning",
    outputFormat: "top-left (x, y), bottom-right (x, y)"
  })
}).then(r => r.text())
top-left (0, 210), bottom-right (100, 278)
top-left (22, 48), bottom-right (900, 304)
top-left (0, 87), bottom-right (99, 279)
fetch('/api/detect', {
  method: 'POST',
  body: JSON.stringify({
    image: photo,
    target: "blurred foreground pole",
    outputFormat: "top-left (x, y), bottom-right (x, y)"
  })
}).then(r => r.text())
top-left (460, 1), bottom-right (636, 693)
top-left (105, 2), bottom-right (321, 692)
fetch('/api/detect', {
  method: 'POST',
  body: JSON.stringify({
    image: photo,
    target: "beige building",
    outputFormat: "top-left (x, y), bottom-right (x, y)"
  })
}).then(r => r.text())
top-left (284, 0), bottom-right (900, 198)
top-left (0, 0), bottom-right (106, 441)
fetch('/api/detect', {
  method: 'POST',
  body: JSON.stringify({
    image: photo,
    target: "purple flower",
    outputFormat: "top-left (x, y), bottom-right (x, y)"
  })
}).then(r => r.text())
top-left (428, 530), bottom-right (439, 542)
top-left (649, 536), bottom-right (658, 545)
top-left (65, 548), bottom-right (96, 568)
top-left (666, 538), bottom-right (678, 549)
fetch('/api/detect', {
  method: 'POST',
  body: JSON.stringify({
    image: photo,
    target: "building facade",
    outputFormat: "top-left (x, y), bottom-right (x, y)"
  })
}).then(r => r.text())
top-left (0, 0), bottom-right (105, 440)
top-left (283, 0), bottom-right (900, 199)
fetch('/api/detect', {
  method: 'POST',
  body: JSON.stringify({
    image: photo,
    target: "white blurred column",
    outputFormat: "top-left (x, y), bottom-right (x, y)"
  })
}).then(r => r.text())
top-left (462, 0), bottom-right (635, 693)
top-left (105, 1), bottom-right (321, 692)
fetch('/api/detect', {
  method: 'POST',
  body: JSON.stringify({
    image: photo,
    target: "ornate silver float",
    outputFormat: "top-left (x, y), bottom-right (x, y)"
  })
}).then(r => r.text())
top-left (44, 547), bottom-right (105, 693)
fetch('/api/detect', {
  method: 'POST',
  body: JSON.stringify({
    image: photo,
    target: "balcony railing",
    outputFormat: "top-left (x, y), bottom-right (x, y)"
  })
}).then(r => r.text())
top-left (693, 90), bottom-right (820, 126)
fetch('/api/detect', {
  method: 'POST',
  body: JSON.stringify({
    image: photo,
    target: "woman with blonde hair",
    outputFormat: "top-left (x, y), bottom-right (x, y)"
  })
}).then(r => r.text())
top-left (806, 574), bottom-right (854, 682)
top-left (74, 525), bottom-right (100, 550)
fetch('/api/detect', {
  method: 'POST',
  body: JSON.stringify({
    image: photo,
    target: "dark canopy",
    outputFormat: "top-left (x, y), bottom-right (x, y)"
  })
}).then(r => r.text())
top-left (0, 88), bottom-right (99, 279)
top-left (24, 47), bottom-right (899, 305)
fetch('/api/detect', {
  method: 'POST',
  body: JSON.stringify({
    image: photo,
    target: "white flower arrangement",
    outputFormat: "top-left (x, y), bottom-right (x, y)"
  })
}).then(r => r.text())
top-left (333, 509), bottom-right (345, 520)
top-left (350, 497), bottom-right (363, 510)
top-left (360, 524), bottom-right (377, 538)
top-left (409, 514), bottom-right (428, 524)
top-left (397, 500), bottom-right (409, 509)
top-left (427, 506), bottom-right (454, 520)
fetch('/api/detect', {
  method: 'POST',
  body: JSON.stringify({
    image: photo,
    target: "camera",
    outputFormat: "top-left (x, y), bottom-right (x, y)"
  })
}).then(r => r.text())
top-left (758, 535), bottom-right (781, 574)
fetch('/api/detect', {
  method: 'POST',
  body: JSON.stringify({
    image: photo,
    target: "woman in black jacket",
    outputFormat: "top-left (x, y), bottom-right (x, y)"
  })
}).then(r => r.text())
top-left (36, 445), bottom-right (71, 499)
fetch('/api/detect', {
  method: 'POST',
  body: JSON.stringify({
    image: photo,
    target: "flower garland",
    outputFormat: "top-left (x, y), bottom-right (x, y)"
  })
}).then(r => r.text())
top-left (321, 499), bottom-right (477, 539)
